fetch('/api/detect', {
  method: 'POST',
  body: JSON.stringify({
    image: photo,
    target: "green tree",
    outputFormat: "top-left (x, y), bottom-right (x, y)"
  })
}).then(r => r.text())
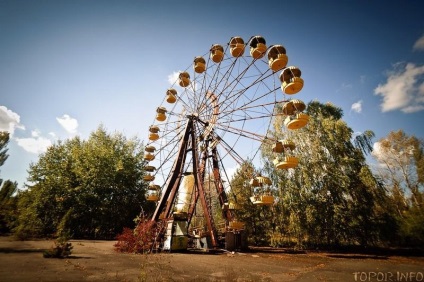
top-left (0, 132), bottom-right (19, 234)
top-left (0, 131), bottom-right (10, 167)
top-left (229, 161), bottom-right (274, 246)
top-left (261, 101), bottom-right (388, 248)
top-left (372, 130), bottom-right (424, 246)
top-left (0, 180), bottom-right (19, 234)
top-left (15, 126), bottom-right (149, 239)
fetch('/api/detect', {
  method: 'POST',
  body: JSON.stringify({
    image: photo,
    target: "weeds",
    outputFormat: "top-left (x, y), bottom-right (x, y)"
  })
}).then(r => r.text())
top-left (43, 233), bottom-right (73, 258)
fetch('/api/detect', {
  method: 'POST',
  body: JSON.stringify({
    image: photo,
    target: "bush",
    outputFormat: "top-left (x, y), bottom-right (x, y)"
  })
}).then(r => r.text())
top-left (115, 216), bottom-right (163, 253)
top-left (43, 235), bottom-right (73, 258)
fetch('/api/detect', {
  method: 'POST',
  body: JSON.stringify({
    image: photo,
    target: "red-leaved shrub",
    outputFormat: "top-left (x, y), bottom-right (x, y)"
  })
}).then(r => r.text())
top-left (114, 219), bottom-right (158, 253)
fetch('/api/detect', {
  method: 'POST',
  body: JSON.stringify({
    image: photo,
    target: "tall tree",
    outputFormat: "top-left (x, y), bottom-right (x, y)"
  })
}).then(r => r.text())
top-left (0, 131), bottom-right (19, 234)
top-left (372, 130), bottom-right (424, 246)
top-left (0, 180), bottom-right (19, 234)
top-left (229, 161), bottom-right (274, 246)
top-left (15, 126), bottom-right (149, 239)
top-left (0, 131), bottom-right (9, 167)
top-left (260, 101), bottom-right (388, 248)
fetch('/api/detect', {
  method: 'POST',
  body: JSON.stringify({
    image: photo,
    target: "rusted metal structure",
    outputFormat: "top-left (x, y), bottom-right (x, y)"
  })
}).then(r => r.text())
top-left (143, 35), bottom-right (307, 252)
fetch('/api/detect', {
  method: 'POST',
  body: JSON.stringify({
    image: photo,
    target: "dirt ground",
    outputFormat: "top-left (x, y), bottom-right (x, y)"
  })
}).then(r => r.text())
top-left (0, 236), bottom-right (423, 281)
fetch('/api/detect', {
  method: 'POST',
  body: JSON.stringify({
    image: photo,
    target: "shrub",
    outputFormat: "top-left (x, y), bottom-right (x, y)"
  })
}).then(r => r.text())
top-left (115, 217), bottom-right (163, 253)
top-left (43, 234), bottom-right (73, 258)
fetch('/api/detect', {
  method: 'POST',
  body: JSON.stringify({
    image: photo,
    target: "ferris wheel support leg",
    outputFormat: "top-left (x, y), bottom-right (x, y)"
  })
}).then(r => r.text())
top-left (187, 142), bottom-right (208, 227)
top-left (191, 128), bottom-right (219, 249)
top-left (151, 120), bottom-right (191, 222)
top-left (211, 147), bottom-right (232, 221)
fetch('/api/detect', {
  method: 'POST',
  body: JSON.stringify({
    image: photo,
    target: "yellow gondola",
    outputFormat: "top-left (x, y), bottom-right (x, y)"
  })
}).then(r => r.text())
top-left (149, 125), bottom-right (160, 141)
top-left (156, 107), bottom-right (167, 122)
top-left (256, 175), bottom-right (272, 185)
top-left (229, 36), bottom-right (245, 57)
top-left (267, 45), bottom-right (288, 71)
top-left (210, 44), bottom-right (224, 63)
top-left (249, 36), bottom-right (267, 59)
top-left (145, 145), bottom-right (156, 153)
top-left (145, 165), bottom-right (156, 172)
top-left (282, 77), bottom-right (304, 95)
top-left (143, 174), bottom-right (155, 181)
top-left (166, 89), bottom-right (177, 103)
top-left (148, 183), bottom-right (160, 190)
top-left (178, 72), bottom-right (190, 87)
top-left (144, 152), bottom-right (155, 161)
top-left (274, 155), bottom-right (299, 169)
top-left (272, 139), bottom-right (296, 153)
top-left (250, 175), bottom-right (272, 187)
top-left (228, 220), bottom-right (245, 230)
top-left (193, 56), bottom-right (206, 73)
top-left (279, 66), bottom-right (303, 95)
top-left (280, 139), bottom-right (296, 150)
top-left (280, 66), bottom-right (302, 82)
top-left (250, 194), bottom-right (274, 206)
top-left (222, 202), bottom-right (241, 211)
top-left (284, 113), bottom-right (309, 130)
top-left (281, 99), bottom-right (306, 115)
top-left (147, 193), bottom-right (159, 201)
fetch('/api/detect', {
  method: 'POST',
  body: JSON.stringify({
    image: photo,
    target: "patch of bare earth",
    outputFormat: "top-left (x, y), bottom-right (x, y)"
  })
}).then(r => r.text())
top-left (1, 236), bottom-right (423, 281)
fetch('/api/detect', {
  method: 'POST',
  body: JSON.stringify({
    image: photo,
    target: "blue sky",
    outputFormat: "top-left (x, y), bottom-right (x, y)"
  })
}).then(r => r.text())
top-left (1, 0), bottom-right (423, 189)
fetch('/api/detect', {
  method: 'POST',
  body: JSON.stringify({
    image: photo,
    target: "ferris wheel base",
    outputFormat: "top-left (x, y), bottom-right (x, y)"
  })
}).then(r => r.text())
top-left (160, 221), bottom-right (248, 253)
top-left (225, 230), bottom-right (248, 252)
top-left (188, 230), bottom-right (247, 252)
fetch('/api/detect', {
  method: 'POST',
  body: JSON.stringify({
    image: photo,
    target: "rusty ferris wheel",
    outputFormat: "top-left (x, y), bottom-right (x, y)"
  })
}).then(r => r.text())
top-left (142, 36), bottom-right (308, 252)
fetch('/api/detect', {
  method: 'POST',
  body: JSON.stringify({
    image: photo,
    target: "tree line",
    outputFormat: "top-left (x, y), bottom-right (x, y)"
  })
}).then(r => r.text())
top-left (228, 102), bottom-right (424, 248)
top-left (0, 102), bottom-right (423, 249)
top-left (0, 126), bottom-right (154, 239)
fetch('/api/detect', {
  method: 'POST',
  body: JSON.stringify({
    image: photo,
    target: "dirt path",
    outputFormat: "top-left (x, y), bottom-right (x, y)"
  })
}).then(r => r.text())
top-left (0, 236), bottom-right (423, 281)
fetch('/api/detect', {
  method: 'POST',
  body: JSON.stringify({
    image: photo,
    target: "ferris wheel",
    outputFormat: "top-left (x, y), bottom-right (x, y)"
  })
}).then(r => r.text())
top-left (142, 35), bottom-right (308, 251)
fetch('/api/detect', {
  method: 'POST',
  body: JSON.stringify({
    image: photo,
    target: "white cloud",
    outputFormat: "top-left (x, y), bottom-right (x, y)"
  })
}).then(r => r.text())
top-left (401, 105), bottom-right (424, 113)
top-left (418, 83), bottom-right (424, 102)
top-left (413, 34), bottom-right (424, 51)
top-left (31, 130), bottom-right (40, 138)
top-left (56, 114), bottom-right (78, 134)
top-left (0, 105), bottom-right (25, 135)
top-left (225, 165), bottom-right (240, 182)
top-left (15, 135), bottom-right (52, 154)
top-left (167, 71), bottom-right (180, 85)
top-left (0, 107), bottom-right (55, 154)
top-left (351, 100), bottom-right (362, 113)
top-left (371, 141), bottom-right (384, 161)
top-left (374, 63), bottom-right (424, 113)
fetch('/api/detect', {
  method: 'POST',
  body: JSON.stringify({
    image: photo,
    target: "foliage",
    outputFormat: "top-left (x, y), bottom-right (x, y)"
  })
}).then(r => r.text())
top-left (0, 132), bottom-right (10, 168)
top-left (188, 174), bottom-right (226, 234)
top-left (354, 130), bottom-right (375, 156)
top-left (114, 214), bottom-right (161, 253)
top-left (257, 101), bottom-right (389, 248)
top-left (0, 131), bottom-right (19, 234)
top-left (43, 233), bottom-right (73, 258)
top-left (372, 130), bottom-right (424, 247)
top-left (15, 125), bottom-right (149, 239)
top-left (0, 180), bottom-right (19, 234)
top-left (229, 161), bottom-right (274, 246)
